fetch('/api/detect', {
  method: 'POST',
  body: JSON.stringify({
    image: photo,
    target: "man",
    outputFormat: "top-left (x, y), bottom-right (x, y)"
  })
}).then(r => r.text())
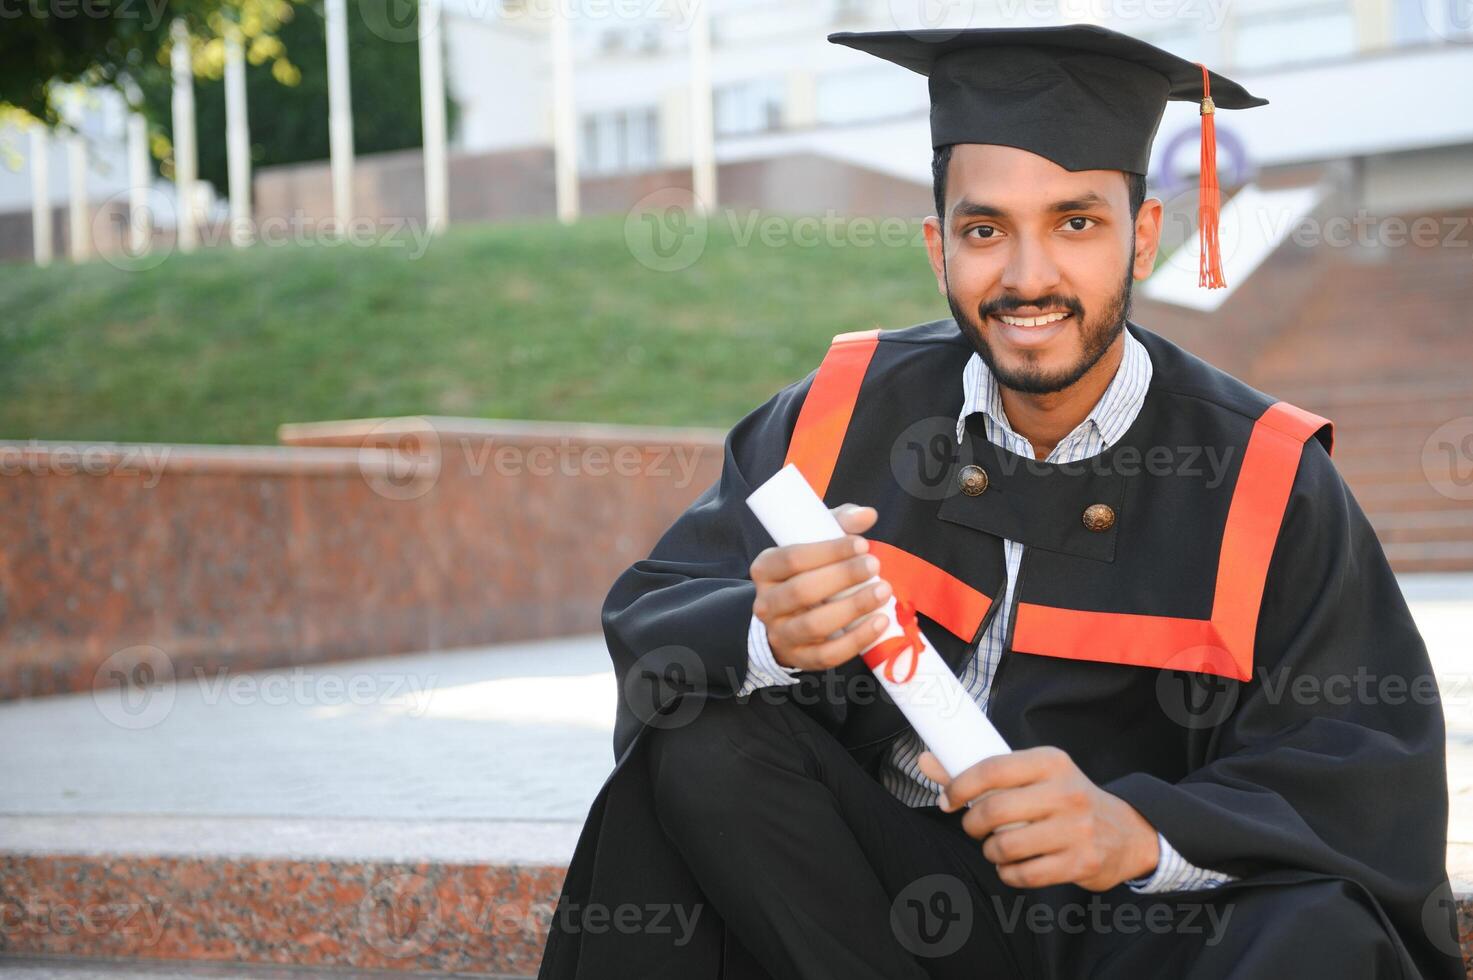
top-left (537, 24), bottom-right (1460, 980)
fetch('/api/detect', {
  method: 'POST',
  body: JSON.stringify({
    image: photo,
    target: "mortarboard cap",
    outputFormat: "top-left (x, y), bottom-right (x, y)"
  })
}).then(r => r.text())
top-left (828, 24), bottom-right (1269, 289)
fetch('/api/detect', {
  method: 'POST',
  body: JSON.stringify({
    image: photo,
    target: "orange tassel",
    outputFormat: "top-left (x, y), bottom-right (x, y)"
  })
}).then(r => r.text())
top-left (1196, 62), bottom-right (1226, 289)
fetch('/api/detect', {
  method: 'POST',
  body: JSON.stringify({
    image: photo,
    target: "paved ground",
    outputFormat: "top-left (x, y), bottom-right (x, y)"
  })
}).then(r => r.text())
top-left (2, 574), bottom-right (1470, 880)
top-left (0, 634), bottom-right (617, 825)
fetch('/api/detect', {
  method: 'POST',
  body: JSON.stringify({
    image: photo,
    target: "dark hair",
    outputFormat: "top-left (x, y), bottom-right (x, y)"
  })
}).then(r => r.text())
top-left (931, 143), bottom-right (1147, 224)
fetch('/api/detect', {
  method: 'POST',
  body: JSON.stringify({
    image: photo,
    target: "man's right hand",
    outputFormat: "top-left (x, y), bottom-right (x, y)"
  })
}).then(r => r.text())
top-left (749, 503), bottom-right (892, 672)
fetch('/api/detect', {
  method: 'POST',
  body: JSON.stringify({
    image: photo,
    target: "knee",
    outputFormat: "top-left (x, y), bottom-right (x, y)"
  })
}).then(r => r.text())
top-left (1215, 878), bottom-right (1398, 975)
top-left (644, 695), bottom-right (809, 835)
top-left (1272, 879), bottom-right (1385, 935)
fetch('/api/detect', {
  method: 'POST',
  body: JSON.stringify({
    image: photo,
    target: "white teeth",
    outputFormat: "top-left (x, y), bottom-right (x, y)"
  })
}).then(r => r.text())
top-left (996, 312), bottom-right (1069, 327)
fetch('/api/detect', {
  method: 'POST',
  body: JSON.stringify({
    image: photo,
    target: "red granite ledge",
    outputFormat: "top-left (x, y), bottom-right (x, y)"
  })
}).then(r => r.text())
top-left (276, 415), bottom-right (726, 448)
top-left (1, 417), bottom-right (724, 701)
top-left (2, 848), bottom-right (1470, 975)
top-left (0, 952), bottom-right (528, 978)
top-left (0, 853), bottom-right (566, 975)
top-left (1460, 896), bottom-right (1473, 977)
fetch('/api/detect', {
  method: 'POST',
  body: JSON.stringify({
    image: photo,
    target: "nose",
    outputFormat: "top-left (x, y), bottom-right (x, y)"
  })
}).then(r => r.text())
top-left (998, 235), bottom-right (1062, 303)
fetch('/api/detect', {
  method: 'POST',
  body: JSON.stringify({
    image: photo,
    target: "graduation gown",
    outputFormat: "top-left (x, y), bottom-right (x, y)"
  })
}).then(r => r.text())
top-left (536, 318), bottom-right (1461, 980)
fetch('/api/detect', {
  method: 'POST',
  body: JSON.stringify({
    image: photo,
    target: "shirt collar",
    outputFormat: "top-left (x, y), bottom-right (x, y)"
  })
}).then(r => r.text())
top-left (954, 326), bottom-right (1153, 451)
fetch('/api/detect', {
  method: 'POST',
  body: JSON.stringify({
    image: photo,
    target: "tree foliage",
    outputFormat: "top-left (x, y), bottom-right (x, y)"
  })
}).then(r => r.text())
top-left (3, 0), bottom-right (456, 194)
top-left (0, 0), bottom-right (299, 127)
top-left (139, 0), bottom-right (458, 192)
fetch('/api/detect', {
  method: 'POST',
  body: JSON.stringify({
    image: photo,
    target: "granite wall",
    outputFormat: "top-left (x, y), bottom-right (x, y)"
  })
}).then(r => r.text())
top-left (0, 417), bottom-right (724, 700)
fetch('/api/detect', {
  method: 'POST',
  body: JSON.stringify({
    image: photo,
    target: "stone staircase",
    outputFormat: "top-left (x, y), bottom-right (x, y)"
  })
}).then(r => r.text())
top-left (1139, 202), bottom-right (1473, 573)
top-left (1273, 377), bottom-right (1473, 572)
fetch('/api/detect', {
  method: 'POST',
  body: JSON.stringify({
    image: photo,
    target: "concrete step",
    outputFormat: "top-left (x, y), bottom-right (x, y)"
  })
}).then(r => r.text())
top-left (6, 595), bottom-right (1473, 975)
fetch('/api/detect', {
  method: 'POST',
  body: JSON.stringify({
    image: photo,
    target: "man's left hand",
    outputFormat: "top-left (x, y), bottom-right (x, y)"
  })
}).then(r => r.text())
top-left (917, 746), bottom-right (1160, 892)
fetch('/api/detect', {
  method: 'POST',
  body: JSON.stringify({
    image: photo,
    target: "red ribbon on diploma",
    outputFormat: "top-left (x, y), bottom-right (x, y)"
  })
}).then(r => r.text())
top-left (862, 597), bottom-right (923, 684)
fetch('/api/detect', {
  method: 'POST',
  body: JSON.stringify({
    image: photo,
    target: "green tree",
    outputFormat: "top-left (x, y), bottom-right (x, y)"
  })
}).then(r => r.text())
top-left (0, 0), bottom-right (300, 127)
top-left (138, 0), bottom-right (459, 192)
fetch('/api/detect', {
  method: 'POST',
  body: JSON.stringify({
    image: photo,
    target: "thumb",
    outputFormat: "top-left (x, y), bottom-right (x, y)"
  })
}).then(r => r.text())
top-left (834, 503), bottom-right (878, 532)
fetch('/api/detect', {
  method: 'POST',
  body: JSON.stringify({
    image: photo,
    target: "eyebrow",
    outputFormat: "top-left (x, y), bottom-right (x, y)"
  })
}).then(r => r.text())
top-left (951, 191), bottom-right (1111, 220)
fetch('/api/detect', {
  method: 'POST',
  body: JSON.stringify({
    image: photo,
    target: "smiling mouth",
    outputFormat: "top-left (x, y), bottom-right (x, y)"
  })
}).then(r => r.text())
top-left (993, 311), bottom-right (1072, 327)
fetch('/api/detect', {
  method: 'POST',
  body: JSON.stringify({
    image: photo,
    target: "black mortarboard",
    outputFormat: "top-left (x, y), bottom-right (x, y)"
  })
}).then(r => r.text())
top-left (828, 24), bottom-right (1270, 288)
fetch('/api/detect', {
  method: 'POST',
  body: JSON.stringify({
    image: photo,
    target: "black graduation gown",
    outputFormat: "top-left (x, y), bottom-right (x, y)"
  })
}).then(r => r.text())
top-left (536, 318), bottom-right (1461, 980)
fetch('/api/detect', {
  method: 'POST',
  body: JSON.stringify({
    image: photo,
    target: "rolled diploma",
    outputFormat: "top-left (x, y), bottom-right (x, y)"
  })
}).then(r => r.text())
top-left (746, 463), bottom-right (1011, 779)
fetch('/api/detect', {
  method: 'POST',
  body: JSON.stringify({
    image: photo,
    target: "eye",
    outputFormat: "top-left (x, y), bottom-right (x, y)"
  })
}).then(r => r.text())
top-left (965, 225), bottom-right (1000, 239)
top-left (1062, 216), bottom-right (1096, 232)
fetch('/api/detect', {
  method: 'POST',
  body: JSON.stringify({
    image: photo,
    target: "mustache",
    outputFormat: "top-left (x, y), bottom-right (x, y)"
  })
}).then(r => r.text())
top-left (977, 295), bottom-right (1085, 320)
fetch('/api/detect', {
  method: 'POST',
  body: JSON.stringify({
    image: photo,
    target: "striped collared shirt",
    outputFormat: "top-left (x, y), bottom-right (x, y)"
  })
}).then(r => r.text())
top-left (743, 326), bottom-right (1234, 892)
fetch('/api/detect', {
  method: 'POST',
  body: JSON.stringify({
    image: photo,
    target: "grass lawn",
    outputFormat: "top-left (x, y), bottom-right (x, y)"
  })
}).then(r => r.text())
top-left (0, 212), bottom-right (949, 444)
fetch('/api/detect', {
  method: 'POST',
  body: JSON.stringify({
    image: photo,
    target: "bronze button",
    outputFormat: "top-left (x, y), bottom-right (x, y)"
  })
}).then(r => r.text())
top-left (957, 464), bottom-right (989, 496)
top-left (1082, 503), bottom-right (1116, 532)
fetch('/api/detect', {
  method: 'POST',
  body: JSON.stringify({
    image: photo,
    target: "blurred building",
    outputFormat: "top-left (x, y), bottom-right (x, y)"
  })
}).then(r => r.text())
top-left (4, 0), bottom-right (1471, 259)
top-left (438, 0), bottom-right (1473, 215)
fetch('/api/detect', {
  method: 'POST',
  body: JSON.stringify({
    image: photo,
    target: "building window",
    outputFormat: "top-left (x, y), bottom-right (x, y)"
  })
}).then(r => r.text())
top-left (815, 66), bottom-right (926, 125)
top-left (714, 78), bottom-right (785, 136)
top-left (579, 106), bottom-right (661, 176)
top-left (1231, 1), bottom-right (1357, 69)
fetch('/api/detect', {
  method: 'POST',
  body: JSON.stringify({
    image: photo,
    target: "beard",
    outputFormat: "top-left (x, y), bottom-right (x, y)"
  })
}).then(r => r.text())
top-left (946, 249), bottom-right (1135, 396)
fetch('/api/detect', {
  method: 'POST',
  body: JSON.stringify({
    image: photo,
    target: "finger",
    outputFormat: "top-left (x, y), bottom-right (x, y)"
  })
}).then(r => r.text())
top-left (783, 612), bottom-right (889, 671)
top-left (994, 851), bottom-right (1077, 891)
top-left (917, 750), bottom-right (953, 793)
top-left (979, 815), bottom-right (1074, 866)
top-left (944, 746), bottom-right (1069, 808)
top-left (833, 504), bottom-right (879, 534)
top-left (960, 783), bottom-right (1061, 839)
top-left (751, 535), bottom-right (868, 585)
top-left (769, 578), bottom-right (891, 647)
top-left (756, 553), bottom-right (882, 621)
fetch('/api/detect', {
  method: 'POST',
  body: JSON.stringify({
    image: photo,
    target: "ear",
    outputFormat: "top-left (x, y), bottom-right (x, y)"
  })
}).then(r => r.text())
top-left (923, 214), bottom-right (947, 297)
top-left (1132, 196), bottom-right (1164, 280)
